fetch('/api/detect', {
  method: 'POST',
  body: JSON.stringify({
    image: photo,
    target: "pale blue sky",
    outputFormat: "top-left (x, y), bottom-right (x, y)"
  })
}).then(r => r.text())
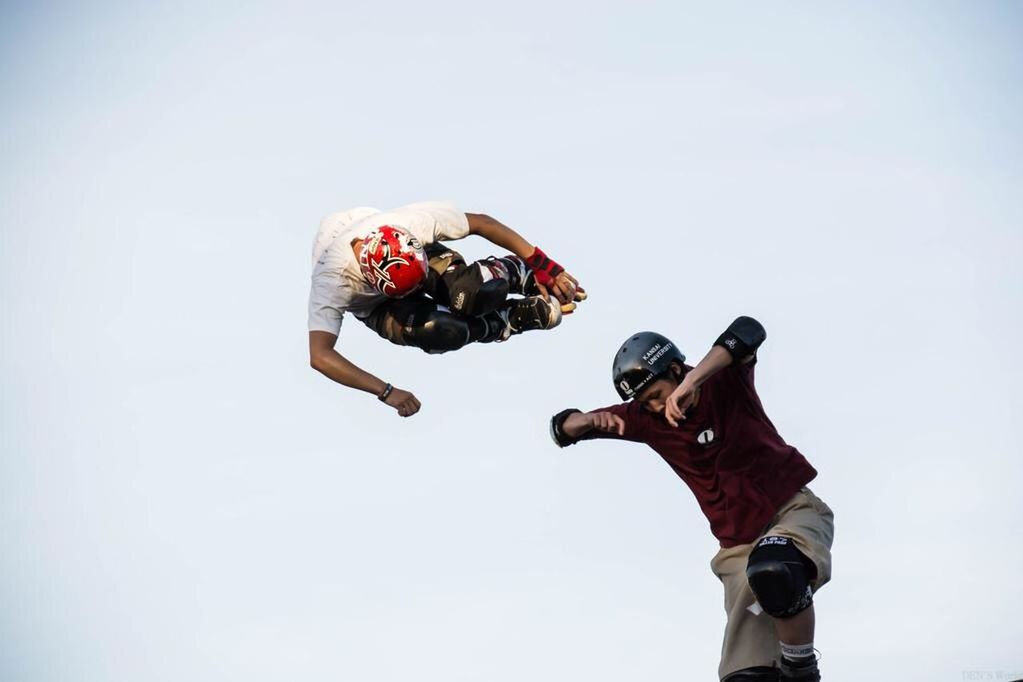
top-left (2, 3), bottom-right (1021, 681)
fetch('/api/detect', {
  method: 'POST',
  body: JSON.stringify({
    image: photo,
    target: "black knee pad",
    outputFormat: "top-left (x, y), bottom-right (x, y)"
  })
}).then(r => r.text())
top-left (722, 666), bottom-right (780, 682)
top-left (404, 310), bottom-right (470, 354)
top-left (746, 536), bottom-right (816, 619)
top-left (446, 263), bottom-right (510, 317)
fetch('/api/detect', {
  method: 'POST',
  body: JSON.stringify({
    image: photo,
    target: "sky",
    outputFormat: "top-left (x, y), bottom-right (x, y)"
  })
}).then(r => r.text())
top-left (1, 2), bottom-right (1021, 681)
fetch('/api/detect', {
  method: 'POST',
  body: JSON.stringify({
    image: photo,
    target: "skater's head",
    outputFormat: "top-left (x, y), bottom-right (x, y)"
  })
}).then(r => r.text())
top-left (612, 331), bottom-right (687, 410)
top-left (356, 225), bottom-right (428, 297)
top-left (633, 363), bottom-right (687, 415)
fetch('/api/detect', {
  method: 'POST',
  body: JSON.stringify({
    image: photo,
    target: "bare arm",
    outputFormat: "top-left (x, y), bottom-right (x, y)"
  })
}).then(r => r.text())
top-left (465, 212), bottom-right (584, 305)
top-left (561, 411), bottom-right (625, 439)
top-left (549, 407), bottom-right (628, 448)
top-left (308, 331), bottom-right (422, 417)
top-left (684, 344), bottom-right (737, 387)
top-left (664, 316), bottom-right (765, 426)
top-left (309, 331), bottom-right (386, 393)
top-left (465, 213), bottom-right (536, 258)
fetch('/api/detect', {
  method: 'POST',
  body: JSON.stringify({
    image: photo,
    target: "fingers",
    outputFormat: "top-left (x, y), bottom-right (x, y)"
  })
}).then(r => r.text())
top-left (560, 281), bottom-right (576, 302)
top-left (398, 397), bottom-right (420, 418)
top-left (612, 414), bottom-right (625, 436)
top-left (560, 302), bottom-right (577, 315)
top-left (559, 272), bottom-right (586, 302)
top-left (389, 390), bottom-right (421, 418)
top-left (536, 282), bottom-right (550, 301)
top-left (664, 387), bottom-right (696, 428)
top-left (664, 394), bottom-right (683, 427)
top-left (551, 281), bottom-right (572, 305)
top-left (665, 395), bottom-right (677, 421)
top-left (591, 412), bottom-right (626, 435)
top-left (559, 276), bottom-right (579, 303)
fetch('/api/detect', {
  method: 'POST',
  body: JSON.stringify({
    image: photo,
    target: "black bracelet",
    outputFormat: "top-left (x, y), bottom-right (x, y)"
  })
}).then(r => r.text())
top-left (378, 383), bottom-right (394, 402)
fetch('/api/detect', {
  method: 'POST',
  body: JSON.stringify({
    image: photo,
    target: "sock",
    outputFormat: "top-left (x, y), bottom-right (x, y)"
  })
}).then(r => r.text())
top-left (780, 641), bottom-right (815, 665)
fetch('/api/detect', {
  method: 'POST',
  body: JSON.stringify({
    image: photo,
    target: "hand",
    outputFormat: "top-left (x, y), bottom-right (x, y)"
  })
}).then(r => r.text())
top-left (384, 387), bottom-right (421, 418)
top-left (526, 247), bottom-right (586, 307)
top-left (664, 377), bottom-right (699, 427)
top-left (537, 271), bottom-right (586, 311)
top-left (587, 410), bottom-right (625, 436)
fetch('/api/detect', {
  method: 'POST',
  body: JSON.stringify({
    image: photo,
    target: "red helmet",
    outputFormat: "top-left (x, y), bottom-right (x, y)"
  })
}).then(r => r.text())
top-left (358, 225), bottom-right (428, 297)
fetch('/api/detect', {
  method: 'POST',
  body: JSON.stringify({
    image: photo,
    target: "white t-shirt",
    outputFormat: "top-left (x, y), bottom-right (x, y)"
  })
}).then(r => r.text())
top-left (307, 201), bottom-right (471, 335)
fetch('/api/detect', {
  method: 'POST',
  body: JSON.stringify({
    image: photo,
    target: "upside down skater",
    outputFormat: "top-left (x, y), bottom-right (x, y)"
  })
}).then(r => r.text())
top-left (309, 201), bottom-right (585, 417)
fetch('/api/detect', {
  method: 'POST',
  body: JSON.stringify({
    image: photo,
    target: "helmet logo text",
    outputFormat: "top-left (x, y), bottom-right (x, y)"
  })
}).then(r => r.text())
top-left (643, 342), bottom-right (674, 365)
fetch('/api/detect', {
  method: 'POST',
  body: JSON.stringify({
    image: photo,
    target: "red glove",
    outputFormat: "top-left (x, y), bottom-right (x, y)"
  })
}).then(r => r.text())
top-left (525, 247), bottom-right (565, 287)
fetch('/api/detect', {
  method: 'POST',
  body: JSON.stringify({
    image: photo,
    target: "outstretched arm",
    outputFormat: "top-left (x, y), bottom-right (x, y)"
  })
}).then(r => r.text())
top-left (550, 406), bottom-right (633, 447)
top-left (664, 316), bottom-right (766, 426)
top-left (465, 213), bottom-right (535, 260)
top-left (308, 331), bottom-right (422, 418)
top-left (465, 213), bottom-right (584, 305)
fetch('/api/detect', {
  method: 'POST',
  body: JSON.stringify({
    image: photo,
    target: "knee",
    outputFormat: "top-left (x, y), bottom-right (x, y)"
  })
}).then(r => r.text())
top-left (745, 536), bottom-right (815, 619)
top-left (409, 312), bottom-right (470, 353)
top-left (447, 263), bottom-right (510, 316)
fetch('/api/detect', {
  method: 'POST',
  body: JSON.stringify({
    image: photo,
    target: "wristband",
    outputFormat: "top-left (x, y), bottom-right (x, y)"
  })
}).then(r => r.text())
top-left (525, 247), bottom-right (565, 287)
top-left (549, 408), bottom-right (582, 448)
top-left (378, 383), bottom-right (394, 402)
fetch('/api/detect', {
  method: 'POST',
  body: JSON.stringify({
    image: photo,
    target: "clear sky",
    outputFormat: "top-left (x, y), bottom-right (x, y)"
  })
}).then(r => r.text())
top-left (2, 2), bottom-right (1021, 681)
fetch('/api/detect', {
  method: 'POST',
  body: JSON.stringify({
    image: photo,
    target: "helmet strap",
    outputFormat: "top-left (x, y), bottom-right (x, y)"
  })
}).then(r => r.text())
top-left (668, 362), bottom-right (687, 382)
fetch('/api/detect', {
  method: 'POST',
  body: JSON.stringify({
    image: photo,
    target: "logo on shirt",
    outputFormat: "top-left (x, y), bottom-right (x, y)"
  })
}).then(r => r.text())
top-left (697, 428), bottom-right (716, 446)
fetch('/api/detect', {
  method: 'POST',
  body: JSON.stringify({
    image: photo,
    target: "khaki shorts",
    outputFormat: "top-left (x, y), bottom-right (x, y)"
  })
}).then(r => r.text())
top-left (710, 488), bottom-right (835, 680)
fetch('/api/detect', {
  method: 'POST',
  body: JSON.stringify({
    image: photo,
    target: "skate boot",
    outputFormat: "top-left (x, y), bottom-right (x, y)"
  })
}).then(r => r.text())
top-left (722, 667), bottom-right (779, 681)
top-left (474, 295), bottom-right (562, 344)
top-left (778, 656), bottom-right (820, 682)
top-left (505, 295), bottom-right (563, 334)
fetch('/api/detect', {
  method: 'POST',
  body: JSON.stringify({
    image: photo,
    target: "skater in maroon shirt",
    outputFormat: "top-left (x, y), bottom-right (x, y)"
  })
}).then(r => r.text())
top-left (550, 316), bottom-right (834, 682)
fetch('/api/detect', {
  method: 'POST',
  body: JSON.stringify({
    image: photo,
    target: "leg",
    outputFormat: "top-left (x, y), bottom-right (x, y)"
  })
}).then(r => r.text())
top-left (360, 295), bottom-right (504, 354)
top-left (745, 536), bottom-right (818, 681)
top-left (712, 544), bottom-right (783, 681)
top-left (773, 606), bottom-right (814, 650)
top-left (422, 244), bottom-right (536, 317)
top-left (747, 489), bottom-right (835, 681)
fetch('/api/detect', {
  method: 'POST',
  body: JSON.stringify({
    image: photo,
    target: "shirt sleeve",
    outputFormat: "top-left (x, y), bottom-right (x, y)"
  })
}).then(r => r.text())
top-left (552, 402), bottom-right (649, 447)
top-left (307, 278), bottom-right (345, 335)
top-left (729, 356), bottom-right (757, 387)
top-left (388, 200), bottom-right (471, 244)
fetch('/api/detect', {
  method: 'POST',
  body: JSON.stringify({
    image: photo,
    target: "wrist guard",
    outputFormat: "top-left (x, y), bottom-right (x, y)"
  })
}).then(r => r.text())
top-left (714, 316), bottom-right (766, 360)
top-left (549, 408), bottom-right (582, 448)
top-left (525, 247), bottom-right (565, 287)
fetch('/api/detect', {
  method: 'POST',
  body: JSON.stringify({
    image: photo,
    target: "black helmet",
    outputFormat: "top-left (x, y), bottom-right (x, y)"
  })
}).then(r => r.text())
top-left (612, 331), bottom-right (686, 400)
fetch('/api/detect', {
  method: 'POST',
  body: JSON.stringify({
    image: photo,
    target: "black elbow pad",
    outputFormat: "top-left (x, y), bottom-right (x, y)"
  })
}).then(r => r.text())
top-left (550, 409), bottom-right (582, 448)
top-left (714, 316), bottom-right (766, 359)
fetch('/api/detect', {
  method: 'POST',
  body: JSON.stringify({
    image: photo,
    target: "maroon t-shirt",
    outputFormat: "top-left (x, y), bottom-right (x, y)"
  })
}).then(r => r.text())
top-left (581, 361), bottom-right (817, 548)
